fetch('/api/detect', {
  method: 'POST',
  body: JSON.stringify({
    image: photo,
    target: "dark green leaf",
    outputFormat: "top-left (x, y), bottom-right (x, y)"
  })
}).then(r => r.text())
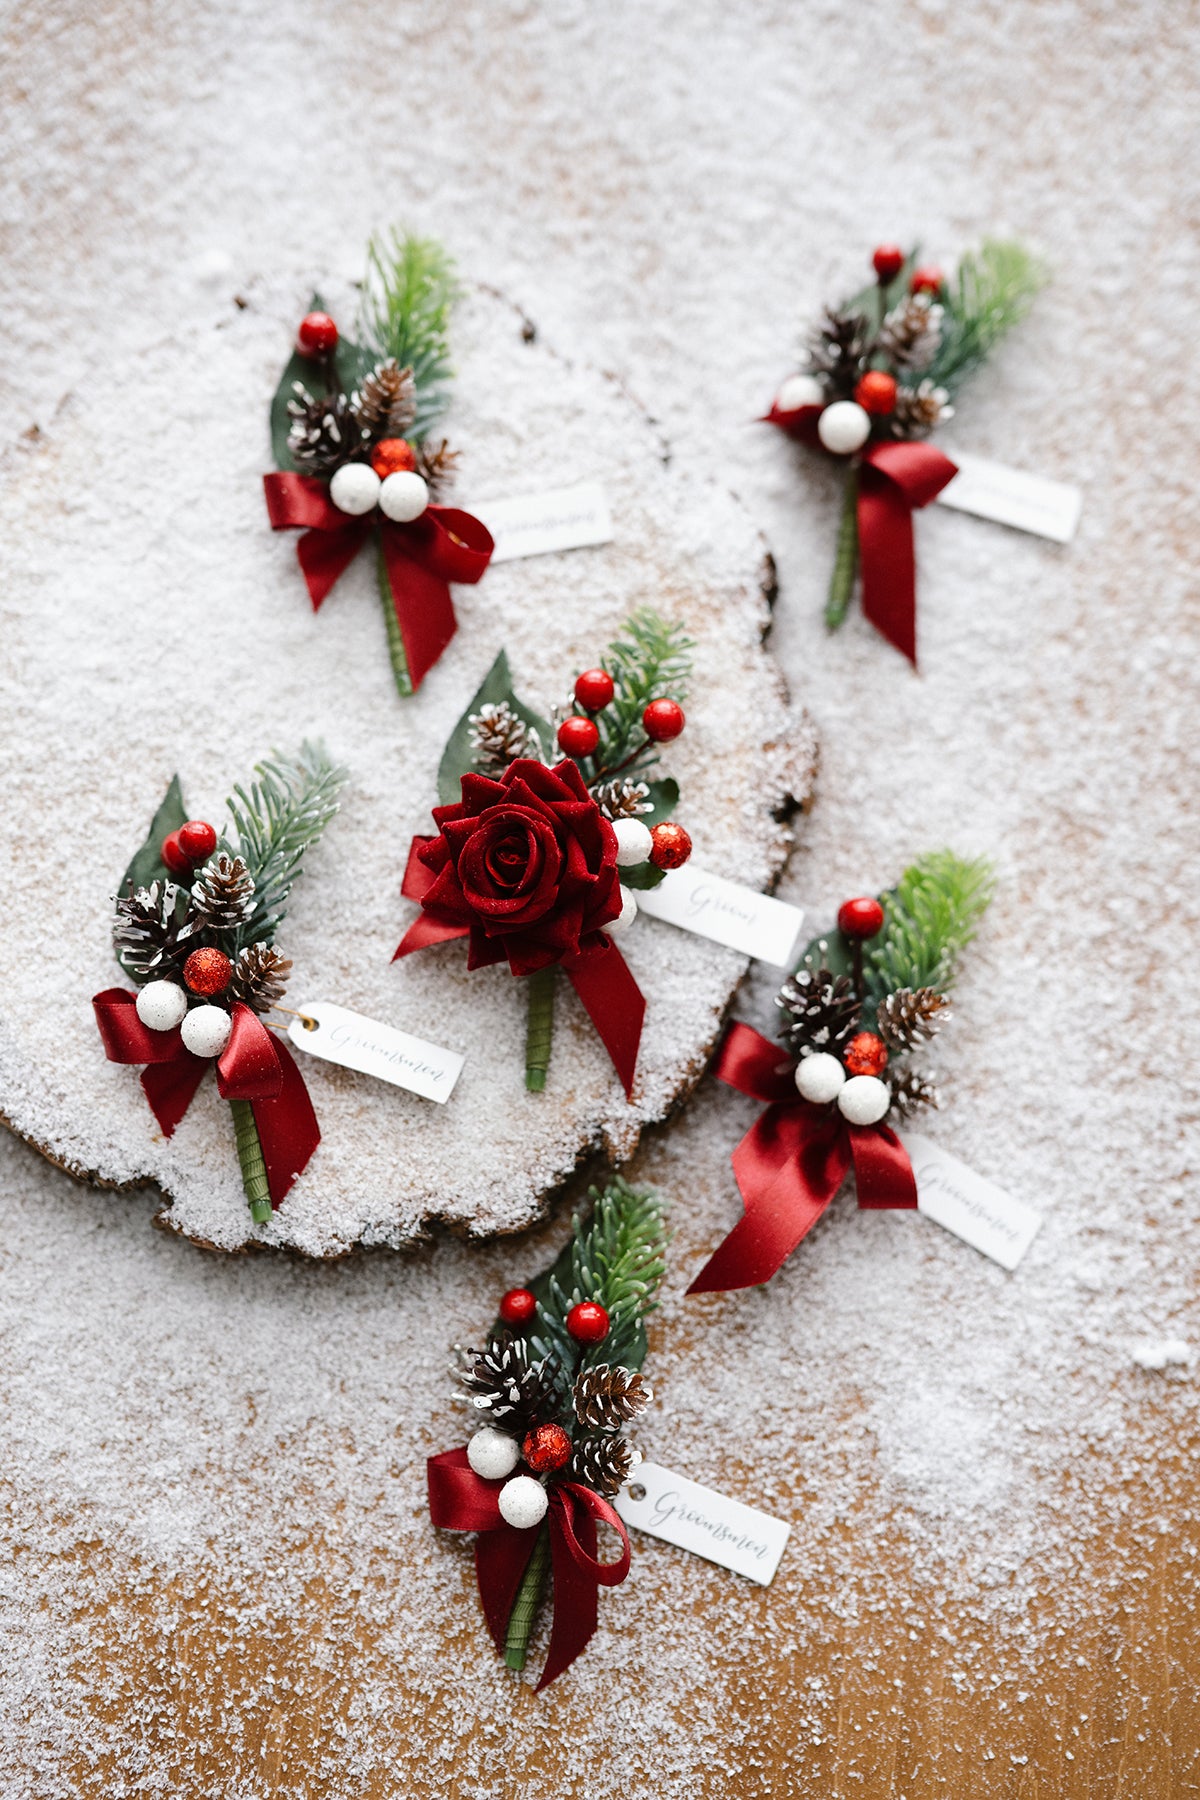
top-left (435, 650), bottom-right (553, 807)
top-left (640, 778), bottom-right (678, 826)
top-left (119, 775), bottom-right (187, 900)
top-left (269, 295), bottom-right (374, 471)
top-left (620, 863), bottom-right (666, 891)
top-left (793, 919), bottom-right (855, 984)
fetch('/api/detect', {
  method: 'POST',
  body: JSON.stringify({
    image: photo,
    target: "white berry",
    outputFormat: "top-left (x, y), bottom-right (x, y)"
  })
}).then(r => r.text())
top-left (135, 980), bottom-right (188, 1034)
top-left (817, 400), bottom-right (871, 455)
top-left (329, 461), bottom-right (381, 516)
top-left (497, 1474), bottom-right (549, 1530)
top-left (777, 373), bottom-right (825, 412)
top-left (467, 1427), bottom-right (521, 1481)
top-left (180, 1004), bottom-right (233, 1060)
top-left (607, 884), bottom-right (639, 935)
top-left (795, 1051), bottom-right (846, 1105)
top-left (612, 818), bottom-right (653, 867)
top-left (837, 1074), bottom-right (891, 1126)
top-left (379, 470), bottom-right (430, 523)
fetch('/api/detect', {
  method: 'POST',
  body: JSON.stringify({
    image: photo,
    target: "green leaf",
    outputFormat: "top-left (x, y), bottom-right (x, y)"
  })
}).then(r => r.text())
top-left (792, 918), bottom-right (855, 985)
top-left (119, 775), bottom-right (187, 900)
top-left (269, 293), bottom-right (374, 471)
top-left (846, 248), bottom-right (921, 331)
top-left (640, 778), bottom-right (678, 826)
top-left (435, 650), bottom-right (553, 807)
top-left (620, 863), bottom-right (666, 892)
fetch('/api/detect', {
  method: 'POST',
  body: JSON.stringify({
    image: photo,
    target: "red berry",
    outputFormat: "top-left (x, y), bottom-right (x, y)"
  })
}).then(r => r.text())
top-left (183, 947), bottom-right (233, 997)
top-left (838, 896), bottom-right (885, 939)
top-left (854, 371), bottom-right (898, 416)
top-left (844, 1030), bottom-right (889, 1077)
top-left (642, 698), bottom-right (685, 743)
top-left (499, 1287), bottom-right (537, 1326)
top-left (558, 716), bottom-right (600, 758)
top-left (574, 668), bottom-right (615, 713)
top-left (178, 819), bottom-right (217, 862)
top-left (161, 830), bottom-right (191, 876)
top-left (872, 244), bottom-right (905, 283)
top-left (522, 1421), bottom-right (572, 1474)
top-left (649, 821), bottom-right (692, 870)
top-left (296, 311), bottom-right (339, 357)
top-left (909, 265), bottom-right (944, 295)
top-left (370, 437), bottom-right (417, 478)
top-left (566, 1300), bottom-right (610, 1344)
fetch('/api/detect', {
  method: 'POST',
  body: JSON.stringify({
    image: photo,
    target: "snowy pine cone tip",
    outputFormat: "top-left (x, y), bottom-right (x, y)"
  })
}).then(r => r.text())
top-left (573, 1364), bottom-right (653, 1430)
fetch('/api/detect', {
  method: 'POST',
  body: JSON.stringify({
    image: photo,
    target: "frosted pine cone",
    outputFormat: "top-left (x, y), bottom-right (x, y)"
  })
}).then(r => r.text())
top-left (889, 1067), bottom-right (940, 1119)
top-left (876, 987), bottom-right (951, 1054)
top-left (413, 436), bottom-right (460, 498)
top-left (877, 294), bottom-right (943, 373)
top-left (453, 1335), bottom-right (559, 1434)
top-left (571, 1432), bottom-right (640, 1498)
top-left (190, 854), bottom-right (256, 933)
top-left (805, 307), bottom-right (870, 399)
top-left (892, 379), bottom-right (954, 439)
top-left (112, 880), bottom-right (195, 981)
top-left (351, 360), bottom-right (417, 441)
top-left (591, 778), bottom-right (652, 821)
top-left (229, 942), bottom-right (292, 1015)
top-left (573, 1364), bottom-right (653, 1430)
top-left (286, 384), bottom-right (368, 474)
top-left (469, 702), bottom-right (532, 774)
top-left (777, 966), bottom-right (860, 1060)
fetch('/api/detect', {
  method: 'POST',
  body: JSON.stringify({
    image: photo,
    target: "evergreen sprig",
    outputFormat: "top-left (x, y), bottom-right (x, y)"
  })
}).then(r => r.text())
top-left (580, 609), bottom-right (694, 787)
top-left (530, 1177), bottom-right (668, 1386)
top-left (358, 231), bottom-right (461, 439)
top-left (223, 740), bottom-right (349, 950)
top-left (927, 239), bottom-right (1046, 396)
top-left (865, 851), bottom-right (995, 1001)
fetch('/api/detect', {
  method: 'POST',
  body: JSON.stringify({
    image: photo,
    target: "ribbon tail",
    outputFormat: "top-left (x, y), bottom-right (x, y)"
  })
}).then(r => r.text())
top-left (563, 938), bottom-right (645, 1099)
top-left (849, 1123), bottom-right (919, 1210)
top-left (296, 520), bottom-right (372, 609)
top-left (475, 1528), bottom-right (542, 1656)
top-left (380, 526), bottom-right (457, 693)
top-left (140, 1057), bottom-right (208, 1138)
top-left (537, 1505), bottom-right (599, 1691)
top-left (858, 472), bottom-right (919, 664)
top-left (245, 1036), bottom-right (320, 1207)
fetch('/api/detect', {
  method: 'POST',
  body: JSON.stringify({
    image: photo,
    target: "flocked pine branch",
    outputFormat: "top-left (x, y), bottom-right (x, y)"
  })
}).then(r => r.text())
top-left (223, 740), bottom-right (349, 949)
top-left (927, 239), bottom-right (1046, 396)
top-left (865, 851), bottom-right (995, 1001)
top-left (530, 1178), bottom-right (668, 1384)
top-left (584, 609), bottom-right (694, 785)
top-left (358, 230), bottom-right (462, 439)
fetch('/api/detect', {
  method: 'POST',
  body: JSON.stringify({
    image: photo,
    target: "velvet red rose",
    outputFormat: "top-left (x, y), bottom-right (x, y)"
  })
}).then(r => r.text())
top-left (414, 759), bottom-right (622, 977)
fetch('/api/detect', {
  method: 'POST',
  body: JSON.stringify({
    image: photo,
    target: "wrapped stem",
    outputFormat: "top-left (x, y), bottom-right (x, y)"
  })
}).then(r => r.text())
top-left (525, 966), bottom-right (556, 1093)
top-left (504, 1522), bottom-right (551, 1671)
top-left (376, 534), bottom-right (413, 698)
top-left (229, 1097), bottom-right (273, 1223)
top-left (825, 463), bottom-right (860, 631)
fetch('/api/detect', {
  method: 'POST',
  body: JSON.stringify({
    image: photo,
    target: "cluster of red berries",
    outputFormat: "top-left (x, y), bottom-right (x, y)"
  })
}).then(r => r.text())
top-left (161, 818), bottom-right (217, 878)
top-left (837, 894), bottom-right (889, 1076)
top-left (499, 1285), bottom-right (610, 1344)
top-left (848, 248), bottom-right (945, 422)
top-left (556, 666), bottom-right (686, 761)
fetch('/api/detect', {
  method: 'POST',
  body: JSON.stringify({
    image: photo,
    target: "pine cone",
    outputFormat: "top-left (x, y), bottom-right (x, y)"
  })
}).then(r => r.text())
top-left (413, 436), bottom-right (460, 498)
top-left (876, 987), bottom-right (951, 1054)
top-left (469, 702), bottom-right (532, 774)
top-left (591, 778), bottom-right (652, 822)
top-left (805, 306), bottom-right (870, 399)
top-left (891, 380), bottom-right (954, 440)
top-left (877, 294), bottom-right (943, 372)
top-left (229, 942), bottom-right (292, 1015)
top-left (286, 383), bottom-right (368, 474)
top-left (190, 853), bottom-right (256, 933)
top-left (351, 359), bottom-right (417, 442)
top-left (571, 1432), bottom-right (639, 1498)
top-left (112, 880), bottom-right (195, 981)
top-left (889, 1067), bottom-right (940, 1119)
top-left (777, 966), bottom-right (861, 1060)
top-left (573, 1364), bottom-right (653, 1431)
top-left (453, 1334), bottom-right (559, 1433)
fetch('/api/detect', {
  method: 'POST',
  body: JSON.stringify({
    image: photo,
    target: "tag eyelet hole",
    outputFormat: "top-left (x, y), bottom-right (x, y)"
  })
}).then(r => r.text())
top-left (626, 1482), bottom-right (646, 1503)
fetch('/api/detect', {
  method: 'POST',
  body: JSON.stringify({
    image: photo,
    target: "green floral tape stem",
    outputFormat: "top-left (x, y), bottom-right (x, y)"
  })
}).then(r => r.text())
top-left (229, 1097), bottom-right (273, 1223)
top-left (376, 536), bottom-right (413, 698)
top-left (525, 966), bottom-right (556, 1093)
top-left (825, 463), bottom-right (860, 632)
top-left (504, 1523), bottom-right (551, 1670)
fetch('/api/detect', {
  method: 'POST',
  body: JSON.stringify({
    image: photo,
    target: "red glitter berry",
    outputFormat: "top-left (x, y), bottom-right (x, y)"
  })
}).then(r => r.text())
top-left (566, 1301), bottom-right (610, 1344)
top-left (522, 1422), bottom-right (572, 1474)
top-left (574, 668), bottom-right (615, 713)
top-left (844, 1031), bottom-right (889, 1077)
top-left (499, 1287), bottom-right (537, 1326)
top-left (557, 716), bottom-right (600, 758)
top-left (872, 244), bottom-right (905, 283)
top-left (649, 822), bottom-right (692, 870)
top-left (161, 830), bottom-right (192, 876)
top-left (854, 371), bottom-right (898, 415)
top-left (183, 947), bottom-right (233, 997)
top-left (642, 698), bottom-right (685, 742)
top-left (370, 437), bottom-right (417, 478)
top-left (909, 265), bottom-right (944, 295)
top-left (296, 311), bottom-right (339, 357)
top-left (178, 819), bottom-right (217, 862)
top-left (837, 896), bottom-right (885, 939)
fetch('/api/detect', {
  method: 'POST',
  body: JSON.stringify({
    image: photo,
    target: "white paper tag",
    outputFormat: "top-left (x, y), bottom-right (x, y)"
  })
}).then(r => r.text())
top-left (633, 865), bottom-right (805, 967)
top-left (900, 1132), bottom-right (1042, 1270)
top-left (287, 1002), bottom-right (464, 1102)
top-left (615, 1461), bottom-right (790, 1585)
top-left (935, 451), bottom-right (1082, 543)
top-left (470, 482), bottom-right (613, 563)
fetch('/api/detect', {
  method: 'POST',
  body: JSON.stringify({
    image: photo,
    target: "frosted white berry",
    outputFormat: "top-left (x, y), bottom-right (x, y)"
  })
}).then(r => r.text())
top-left (612, 818), bottom-right (653, 867)
top-left (776, 373), bottom-right (825, 412)
top-left (817, 400), bottom-right (871, 455)
top-left (329, 461), bottom-right (381, 516)
top-left (837, 1074), bottom-right (891, 1126)
top-left (497, 1474), bottom-right (549, 1530)
top-left (794, 1051), bottom-right (846, 1105)
top-left (180, 1004), bottom-right (233, 1060)
top-left (135, 980), bottom-right (188, 1034)
top-left (467, 1427), bottom-right (521, 1481)
top-left (607, 884), bottom-right (639, 935)
top-left (379, 470), bottom-right (430, 523)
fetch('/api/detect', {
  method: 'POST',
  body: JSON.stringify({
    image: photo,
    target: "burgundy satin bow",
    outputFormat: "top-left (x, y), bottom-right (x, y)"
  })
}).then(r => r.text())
top-left (688, 1022), bottom-right (917, 1294)
top-left (92, 990), bottom-right (320, 1207)
top-left (262, 472), bottom-right (494, 692)
top-left (427, 1447), bottom-right (631, 1690)
top-left (394, 838), bottom-right (645, 1097)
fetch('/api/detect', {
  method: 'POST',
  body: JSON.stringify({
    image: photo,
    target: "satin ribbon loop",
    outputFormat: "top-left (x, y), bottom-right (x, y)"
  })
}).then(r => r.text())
top-left (857, 441), bottom-right (958, 665)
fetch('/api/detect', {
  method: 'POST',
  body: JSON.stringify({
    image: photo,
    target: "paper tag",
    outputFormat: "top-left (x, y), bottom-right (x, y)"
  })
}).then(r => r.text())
top-left (935, 451), bottom-right (1082, 543)
top-left (901, 1132), bottom-right (1042, 1270)
top-left (633, 865), bottom-right (805, 967)
top-left (470, 482), bottom-right (613, 563)
top-left (287, 1002), bottom-right (464, 1102)
top-left (615, 1461), bottom-right (790, 1585)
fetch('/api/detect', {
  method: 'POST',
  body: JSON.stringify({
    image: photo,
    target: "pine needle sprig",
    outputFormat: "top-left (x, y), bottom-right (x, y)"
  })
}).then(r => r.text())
top-left (581, 609), bottom-right (694, 787)
top-left (358, 231), bottom-right (462, 439)
top-left (222, 740), bottom-right (349, 950)
top-left (926, 240), bottom-right (1047, 396)
top-left (530, 1177), bottom-right (668, 1386)
top-left (865, 851), bottom-right (994, 1002)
